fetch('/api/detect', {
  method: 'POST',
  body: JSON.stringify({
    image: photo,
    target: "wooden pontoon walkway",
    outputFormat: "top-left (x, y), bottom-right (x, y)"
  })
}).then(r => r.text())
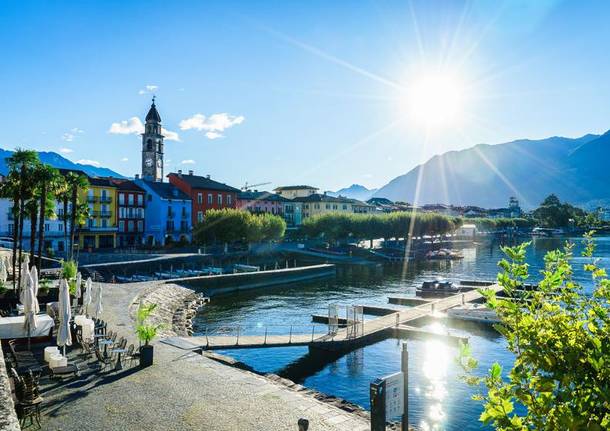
top-left (168, 283), bottom-right (503, 352)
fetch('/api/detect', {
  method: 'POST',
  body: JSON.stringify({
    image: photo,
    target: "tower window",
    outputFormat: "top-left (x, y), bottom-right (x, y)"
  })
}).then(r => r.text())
top-left (147, 139), bottom-right (153, 150)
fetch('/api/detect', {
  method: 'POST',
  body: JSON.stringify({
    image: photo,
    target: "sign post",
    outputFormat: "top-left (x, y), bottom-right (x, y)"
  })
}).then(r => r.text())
top-left (370, 342), bottom-right (409, 431)
top-left (401, 342), bottom-right (409, 431)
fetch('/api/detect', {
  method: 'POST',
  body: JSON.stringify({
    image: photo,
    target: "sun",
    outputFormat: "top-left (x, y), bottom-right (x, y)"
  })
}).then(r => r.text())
top-left (403, 72), bottom-right (465, 127)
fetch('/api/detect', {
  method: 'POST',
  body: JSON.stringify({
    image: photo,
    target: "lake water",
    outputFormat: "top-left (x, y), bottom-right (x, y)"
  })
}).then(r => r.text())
top-left (192, 236), bottom-right (609, 430)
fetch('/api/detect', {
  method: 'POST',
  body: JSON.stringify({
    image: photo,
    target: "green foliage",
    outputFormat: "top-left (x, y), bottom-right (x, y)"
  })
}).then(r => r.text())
top-left (193, 208), bottom-right (286, 245)
top-left (299, 211), bottom-right (460, 242)
top-left (135, 303), bottom-right (162, 345)
top-left (465, 217), bottom-right (534, 231)
top-left (38, 278), bottom-right (51, 295)
top-left (532, 194), bottom-right (586, 228)
top-left (0, 281), bottom-right (7, 295)
top-left (61, 259), bottom-right (77, 281)
top-left (458, 233), bottom-right (610, 430)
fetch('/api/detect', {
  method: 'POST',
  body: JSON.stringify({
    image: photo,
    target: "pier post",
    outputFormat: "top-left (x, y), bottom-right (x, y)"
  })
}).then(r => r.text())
top-left (370, 378), bottom-right (386, 431)
top-left (289, 325), bottom-right (293, 343)
top-left (236, 326), bottom-right (240, 346)
top-left (401, 343), bottom-right (409, 431)
top-left (462, 293), bottom-right (466, 305)
top-left (264, 327), bottom-right (268, 345)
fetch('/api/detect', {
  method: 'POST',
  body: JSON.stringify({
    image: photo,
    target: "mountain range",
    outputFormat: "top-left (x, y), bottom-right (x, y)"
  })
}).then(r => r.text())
top-left (373, 132), bottom-right (610, 210)
top-left (327, 184), bottom-right (378, 201)
top-left (0, 148), bottom-right (123, 178)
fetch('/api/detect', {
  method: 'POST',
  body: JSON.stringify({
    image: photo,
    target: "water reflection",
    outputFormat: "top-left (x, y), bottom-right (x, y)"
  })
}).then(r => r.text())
top-left (420, 340), bottom-right (450, 430)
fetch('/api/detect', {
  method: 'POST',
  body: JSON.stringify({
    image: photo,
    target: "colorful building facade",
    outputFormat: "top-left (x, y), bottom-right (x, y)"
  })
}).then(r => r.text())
top-left (168, 171), bottom-right (239, 226)
top-left (80, 177), bottom-right (118, 250)
top-left (113, 179), bottom-right (146, 247)
top-left (134, 179), bottom-right (192, 246)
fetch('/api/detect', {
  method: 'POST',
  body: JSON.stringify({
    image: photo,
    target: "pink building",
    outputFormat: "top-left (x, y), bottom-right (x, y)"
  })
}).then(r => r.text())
top-left (236, 191), bottom-right (288, 216)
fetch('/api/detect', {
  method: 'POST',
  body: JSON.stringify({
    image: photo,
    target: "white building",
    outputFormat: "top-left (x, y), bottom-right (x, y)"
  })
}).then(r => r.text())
top-left (0, 198), bottom-right (72, 254)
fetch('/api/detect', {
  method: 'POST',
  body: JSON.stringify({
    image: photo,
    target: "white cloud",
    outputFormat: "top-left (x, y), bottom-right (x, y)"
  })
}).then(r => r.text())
top-left (59, 147), bottom-right (73, 154)
top-left (179, 113), bottom-right (244, 139)
top-left (62, 133), bottom-right (74, 142)
top-left (109, 117), bottom-right (180, 141)
top-left (71, 127), bottom-right (84, 134)
top-left (109, 117), bottom-right (144, 135)
top-left (139, 84), bottom-right (158, 95)
top-left (205, 131), bottom-right (223, 140)
top-left (77, 159), bottom-right (101, 167)
top-left (181, 159), bottom-right (195, 165)
top-left (121, 157), bottom-right (129, 162)
top-left (138, 84), bottom-right (159, 94)
top-left (161, 128), bottom-right (180, 141)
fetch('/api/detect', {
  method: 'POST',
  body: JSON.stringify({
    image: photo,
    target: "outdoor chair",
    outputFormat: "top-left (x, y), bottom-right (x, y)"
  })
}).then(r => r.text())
top-left (12, 369), bottom-right (43, 429)
top-left (94, 346), bottom-right (112, 371)
top-left (125, 344), bottom-right (139, 367)
top-left (8, 340), bottom-right (41, 374)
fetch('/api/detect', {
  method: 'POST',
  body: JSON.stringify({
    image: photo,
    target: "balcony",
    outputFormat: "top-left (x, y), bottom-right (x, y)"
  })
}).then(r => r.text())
top-left (87, 196), bottom-right (98, 203)
top-left (80, 226), bottom-right (117, 232)
top-left (167, 211), bottom-right (175, 218)
top-left (92, 211), bottom-right (113, 218)
top-left (100, 196), bottom-right (112, 203)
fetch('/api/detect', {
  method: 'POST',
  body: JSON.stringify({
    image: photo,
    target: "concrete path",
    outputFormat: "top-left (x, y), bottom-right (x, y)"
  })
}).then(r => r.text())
top-left (39, 281), bottom-right (370, 431)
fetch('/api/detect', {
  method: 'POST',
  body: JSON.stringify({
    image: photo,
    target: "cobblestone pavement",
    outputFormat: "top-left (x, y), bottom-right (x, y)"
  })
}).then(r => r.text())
top-left (39, 281), bottom-right (370, 431)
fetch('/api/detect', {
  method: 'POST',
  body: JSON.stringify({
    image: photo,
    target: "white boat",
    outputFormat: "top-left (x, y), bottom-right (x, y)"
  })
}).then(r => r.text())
top-left (532, 227), bottom-right (564, 237)
top-left (447, 303), bottom-right (499, 324)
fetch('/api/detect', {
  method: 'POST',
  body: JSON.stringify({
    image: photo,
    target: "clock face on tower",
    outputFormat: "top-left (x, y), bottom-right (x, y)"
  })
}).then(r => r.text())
top-left (145, 158), bottom-right (153, 168)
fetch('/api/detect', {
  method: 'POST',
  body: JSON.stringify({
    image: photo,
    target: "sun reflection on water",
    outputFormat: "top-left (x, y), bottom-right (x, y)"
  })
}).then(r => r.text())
top-left (420, 339), bottom-right (450, 430)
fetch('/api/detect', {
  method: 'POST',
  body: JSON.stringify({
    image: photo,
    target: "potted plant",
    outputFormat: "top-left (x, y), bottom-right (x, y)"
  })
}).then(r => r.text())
top-left (135, 303), bottom-right (161, 367)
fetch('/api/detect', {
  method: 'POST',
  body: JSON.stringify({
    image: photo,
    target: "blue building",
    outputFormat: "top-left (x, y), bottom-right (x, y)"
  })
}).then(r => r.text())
top-left (134, 179), bottom-right (192, 246)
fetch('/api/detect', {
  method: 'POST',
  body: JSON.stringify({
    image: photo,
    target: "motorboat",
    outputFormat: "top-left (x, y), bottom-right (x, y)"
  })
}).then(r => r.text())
top-left (447, 303), bottom-right (500, 324)
top-left (531, 227), bottom-right (564, 237)
top-left (417, 279), bottom-right (461, 297)
top-left (426, 248), bottom-right (464, 260)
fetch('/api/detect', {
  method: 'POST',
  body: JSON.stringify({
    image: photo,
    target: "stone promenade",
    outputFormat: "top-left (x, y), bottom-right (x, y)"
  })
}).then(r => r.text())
top-left (38, 280), bottom-right (370, 431)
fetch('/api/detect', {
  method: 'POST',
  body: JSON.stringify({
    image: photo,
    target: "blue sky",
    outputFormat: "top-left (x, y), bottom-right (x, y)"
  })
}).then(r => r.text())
top-left (2, 0), bottom-right (610, 191)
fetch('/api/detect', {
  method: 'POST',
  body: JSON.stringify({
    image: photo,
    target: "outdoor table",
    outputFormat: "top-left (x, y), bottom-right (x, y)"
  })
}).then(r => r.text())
top-left (0, 314), bottom-right (55, 339)
top-left (44, 346), bottom-right (59, 363)
top-left (98, 339), bottom-right (113, 357)
top-left (111, 348), bottom-right (127, 371)
top-left (49, 353), bottom-right (67, 369)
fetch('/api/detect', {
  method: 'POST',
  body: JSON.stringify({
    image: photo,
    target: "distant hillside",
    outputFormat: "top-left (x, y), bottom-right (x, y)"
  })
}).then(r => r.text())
top-left (0, 148), bottom-right (124, 178)
top-left (374, 133), bottom-right (608, 210)
top-left (327, 184), bottom-right (377, 201)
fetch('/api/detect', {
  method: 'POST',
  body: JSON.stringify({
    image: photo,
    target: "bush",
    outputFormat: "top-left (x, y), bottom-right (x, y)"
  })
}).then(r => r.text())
top-left (458, 233), bottom-right (610, 429)
top-left (135, 303), bottom-right (162, 346)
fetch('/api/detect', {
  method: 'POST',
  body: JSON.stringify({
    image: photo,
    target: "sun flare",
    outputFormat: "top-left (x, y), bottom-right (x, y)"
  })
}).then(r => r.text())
top-left (404, 72), bottom-right (465, 127)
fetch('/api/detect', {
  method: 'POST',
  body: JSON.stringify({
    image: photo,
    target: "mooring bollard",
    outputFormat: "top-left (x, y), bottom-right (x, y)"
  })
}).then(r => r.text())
top-left (298, 418), bottom-right (309, 431)
top-left (236, 326), bottom-right (240, 345)
top-left (289, 325), bottom-right (293, 343)
top-left (264, 327), bottom-right (268, 344)
top-left (396, 312), bottom-right (399, 327)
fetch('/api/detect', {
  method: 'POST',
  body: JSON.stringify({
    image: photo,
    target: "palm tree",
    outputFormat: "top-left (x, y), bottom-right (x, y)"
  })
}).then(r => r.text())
top-left (6, 149), bottom-right (39, 291)
top-left (35, 165), bottom-right (62, 272)
top-left (65, 172), bottom-right (89, 261)
top-left (0, 172), bottom-right (21, 291)
top-left (25, 197), bottom-right (39, 267)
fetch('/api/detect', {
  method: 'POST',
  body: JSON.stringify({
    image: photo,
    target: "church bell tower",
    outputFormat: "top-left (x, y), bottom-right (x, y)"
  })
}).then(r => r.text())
top-left (141, 97), bottom-right (164, 182)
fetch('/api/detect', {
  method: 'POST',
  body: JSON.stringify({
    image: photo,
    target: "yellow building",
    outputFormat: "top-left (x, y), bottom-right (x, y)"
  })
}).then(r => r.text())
top-left (79, 177), bottom-right (118, 250)
top-left (294, 193), bottom-right (373, 220)
top-left (273, 185), bottom-right (319, 200)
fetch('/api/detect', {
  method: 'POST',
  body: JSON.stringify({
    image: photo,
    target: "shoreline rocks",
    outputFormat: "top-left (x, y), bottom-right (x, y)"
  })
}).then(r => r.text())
top-left (129, 282), bottom-right (208, 337)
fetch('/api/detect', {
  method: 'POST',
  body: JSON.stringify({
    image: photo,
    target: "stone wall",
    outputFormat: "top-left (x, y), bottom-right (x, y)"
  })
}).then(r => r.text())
top-left (129, 283), bottom-right (207, 337)
top-left (0, 346), bottom-right (20, 431)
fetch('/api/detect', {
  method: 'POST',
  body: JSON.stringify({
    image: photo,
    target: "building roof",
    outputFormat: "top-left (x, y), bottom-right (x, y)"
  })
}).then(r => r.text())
top-left (58, 168), bottom-right (89, 178)
top-left (367, 197), bottom-right (394, 205)
top-left (110, 179), bottom-right (145, 193)
top-left (142, 181), bottom-right (191, 200)
top-left (87, 177), bottom-right (118, 188)
top-left (237, 191), bottom-right (290, 202)
top-left (145, 98), bottom-right (161, 123)
top-left (168, 172), bottom-right (240, 193)
top-left (273, 185), bottom-right (319, 192)
top-left (293, 193), bottom-right (359, 204)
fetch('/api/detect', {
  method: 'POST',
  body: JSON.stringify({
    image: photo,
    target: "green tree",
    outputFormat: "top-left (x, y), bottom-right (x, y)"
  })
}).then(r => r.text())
top-left (64, 172), bottom-right (89, 260)
top-left (532, 194), bottom-right (585, 228)
top-left (35, 165), bottom-right (62, 272)
top-left (4, 149), bottom-right (39, 290)
top-left (458, 233), bottom-right (610, 429)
